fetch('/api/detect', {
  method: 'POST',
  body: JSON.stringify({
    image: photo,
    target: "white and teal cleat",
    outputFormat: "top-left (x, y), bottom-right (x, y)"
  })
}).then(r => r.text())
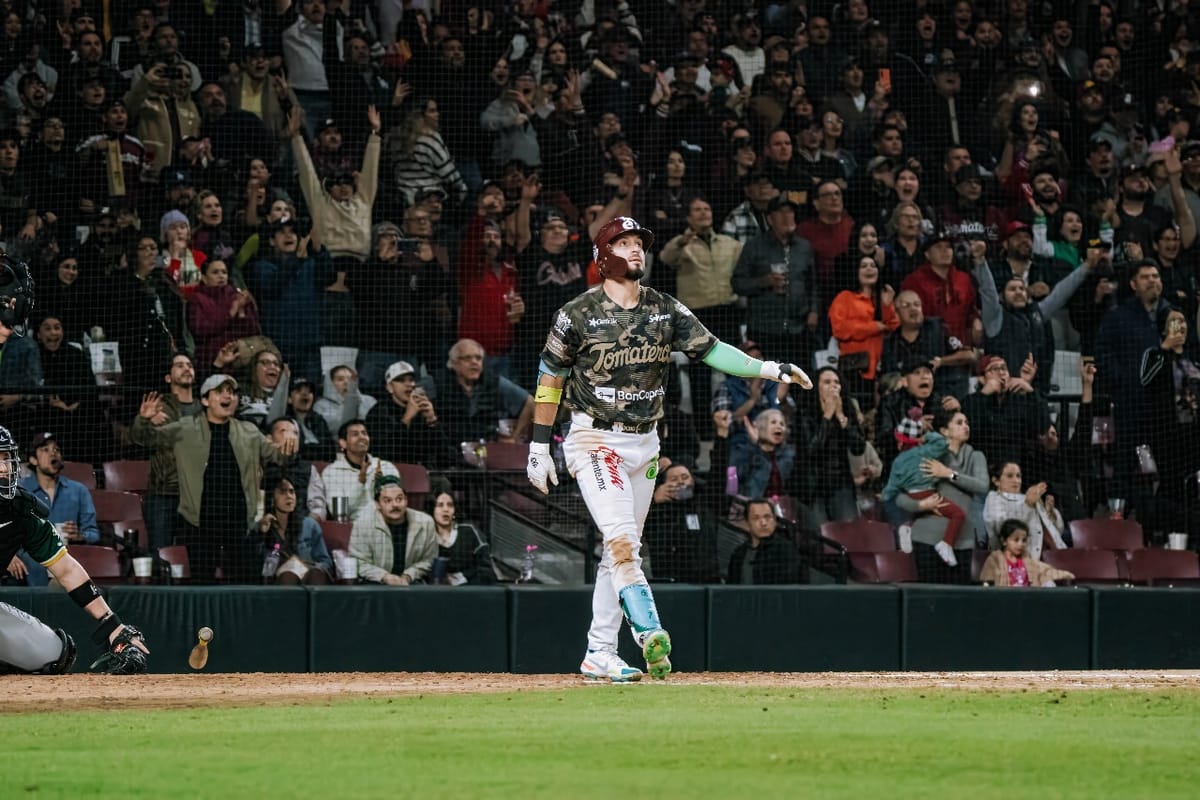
top-left (580, 650), bottom-right (644, 683)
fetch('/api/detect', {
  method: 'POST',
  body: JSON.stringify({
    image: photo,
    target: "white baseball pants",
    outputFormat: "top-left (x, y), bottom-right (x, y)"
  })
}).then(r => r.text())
top-left (563, 414), bottom-right (660, 653)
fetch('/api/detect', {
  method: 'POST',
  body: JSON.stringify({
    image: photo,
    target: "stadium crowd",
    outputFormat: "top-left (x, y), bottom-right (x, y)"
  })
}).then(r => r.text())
top-left (2, 0), bottom-right (1200, 587)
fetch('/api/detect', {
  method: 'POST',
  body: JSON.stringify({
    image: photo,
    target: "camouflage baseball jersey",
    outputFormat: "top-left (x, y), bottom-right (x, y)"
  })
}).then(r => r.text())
top-left (541, 285), bottom-right (718, 426)
top-left (0, 489), bottom-right (66, 569)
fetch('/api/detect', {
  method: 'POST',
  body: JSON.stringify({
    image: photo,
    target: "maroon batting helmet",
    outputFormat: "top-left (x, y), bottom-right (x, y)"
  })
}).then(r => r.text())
top-left (592, 216), bottom-right (654, 279)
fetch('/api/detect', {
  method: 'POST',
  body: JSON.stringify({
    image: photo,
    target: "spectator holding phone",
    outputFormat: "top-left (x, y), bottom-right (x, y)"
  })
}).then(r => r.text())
top-left (125, 56), bottom-right (200, 180)
top-left (365, 361), bottom-right (453, 467)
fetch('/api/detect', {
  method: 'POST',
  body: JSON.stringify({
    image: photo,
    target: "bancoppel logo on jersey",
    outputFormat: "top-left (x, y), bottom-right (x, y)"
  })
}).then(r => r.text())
top-left (617, 387), bottom-right (666, 402)
top-left (647, 312), bottom-right (671, 324)
top-left (587, 317), bottom-right (618, 328)
top-left (594, 386), bottom-right (617, 402)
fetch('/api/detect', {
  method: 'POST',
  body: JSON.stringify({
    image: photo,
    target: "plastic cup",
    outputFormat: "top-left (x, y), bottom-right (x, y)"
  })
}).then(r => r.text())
top-left (170, 563), bottom-right (185, 579)
top-left (1168, 533), bottom-right (1189, 551)
top-left (132, 557), bottom-right (153, 578)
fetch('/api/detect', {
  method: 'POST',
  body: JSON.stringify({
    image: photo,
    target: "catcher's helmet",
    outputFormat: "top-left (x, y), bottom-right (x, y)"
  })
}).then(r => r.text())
top-left (592, 216), bottom-right (653, 280)
top-left (0, 253), bottom-right (35, 331)
top-left (0, 425), bottom-right (19, 500)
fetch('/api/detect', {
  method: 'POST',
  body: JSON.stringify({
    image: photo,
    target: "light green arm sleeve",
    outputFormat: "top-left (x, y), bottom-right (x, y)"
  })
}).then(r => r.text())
top-left (701, 341), bottom-right (768, 379)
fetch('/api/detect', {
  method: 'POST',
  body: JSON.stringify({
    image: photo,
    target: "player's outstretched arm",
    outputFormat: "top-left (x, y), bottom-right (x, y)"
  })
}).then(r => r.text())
top-left (702, 341), bottom-right (813, 390)
top-left (48, 553), bottom-right (150, 672)
top-left (527, 371), bottom-right (566, 494)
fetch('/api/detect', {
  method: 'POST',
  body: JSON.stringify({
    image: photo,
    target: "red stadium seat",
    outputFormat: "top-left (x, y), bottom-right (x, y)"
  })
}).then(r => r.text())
top-left (820, 519), bottom-right (895, 553)
top-left (107, 519), bottom-right (147, 550)
top-left (1068, 519), bottom-right (1144, 551)
top-left (158, 545), bottom-right (191, 579)
top-left (870, 551), bottom-right (920, 583)
top-left (483, 441), bottom-right (530, 471)
top-left (1041, 549), bottom-right (1127, 585)
top-left (102, 460), bottom-right (151, 494)
top-left (319, 520), bottom-right (353, 553)
top-left (61, 461), bottom-right (97, 489)
top-left (68, 544), bottom-right (123, 584)
top-left (394, 462), bottom-right (431, 509)
top-left (91, 490), bottom-right (144, 523)
top-left (1128, 549), bottom-right (1200, 587)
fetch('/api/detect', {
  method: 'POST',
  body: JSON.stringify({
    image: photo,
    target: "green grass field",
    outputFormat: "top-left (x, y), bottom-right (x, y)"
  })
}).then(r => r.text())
top-left (4, 686), bottom-right (1198, 799)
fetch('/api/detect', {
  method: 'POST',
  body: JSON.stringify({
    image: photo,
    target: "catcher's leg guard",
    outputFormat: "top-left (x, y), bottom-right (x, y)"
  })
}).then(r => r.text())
top-left (0, 602), bottom-right (74, 674)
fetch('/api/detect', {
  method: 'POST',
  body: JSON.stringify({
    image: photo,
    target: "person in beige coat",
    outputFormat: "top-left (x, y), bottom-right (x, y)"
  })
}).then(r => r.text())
top-left (980, 519), bottom-right (1074, 587)
top-left (125, 60), bottom-right (201, 181)
top-left (659, 196), bottom-right (745, 397)
top-left (349, 475), bottom-right (437, 585)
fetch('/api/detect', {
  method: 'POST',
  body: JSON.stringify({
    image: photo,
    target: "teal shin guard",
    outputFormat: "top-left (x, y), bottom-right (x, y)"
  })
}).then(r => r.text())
top-left (619, 584), bottom-right (663, 634)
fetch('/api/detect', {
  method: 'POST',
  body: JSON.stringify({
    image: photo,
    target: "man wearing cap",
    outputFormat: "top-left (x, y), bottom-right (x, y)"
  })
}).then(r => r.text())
top-left (529, 214), bottom-right (812, 681)
top-left (348, 475), bottom-right (437, 586)
top-left (875, 360), bottom-right (948, 477)
top-left (939, 164), bottom-right (1007, 247)
top-left (131, 374), bottom-right (298, 582)
top-left (901, 227), bottom-right (978, 355)
top-left (365, 361), bottom-right (450, 466)
top-left (881, 292), bottom-right (973, 398)
top-left (972, 236), bottom-right (1095, 395)
top-left (514, 210), bottom-right (589, 385)
top-left (286, 376), bottom-right (335, 462)
top-left (962, 354), bottom-right (1049, 468)
top-left (9, 433), bottom-right (100, 586)
top-left (989, 220), bottom-right (1052, 299)
top-left (1069, 138), bottom-right (1117, 206)
top-left (732, 195), bottom-right (819, 369)
top-left (1117, 159), bottom-right (1186, 253)
top-left (320, 420), bottom-right (400, 524)
top-left (721, 170), bottom-right (779, 244)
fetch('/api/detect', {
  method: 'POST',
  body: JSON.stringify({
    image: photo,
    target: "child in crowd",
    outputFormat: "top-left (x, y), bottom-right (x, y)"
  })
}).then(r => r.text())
top-left (979, 519), bottom-right (1075, 587)
top-left (882, 430), bottom-right (964, 566)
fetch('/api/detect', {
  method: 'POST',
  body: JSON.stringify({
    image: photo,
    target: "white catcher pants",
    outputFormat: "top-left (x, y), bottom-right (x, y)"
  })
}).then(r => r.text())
top-left (564, 413), bottom-right (660, 653)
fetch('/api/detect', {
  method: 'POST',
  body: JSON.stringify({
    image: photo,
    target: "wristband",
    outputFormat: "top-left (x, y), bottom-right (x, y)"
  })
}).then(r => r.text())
top-left (532, 423), bottom-right (553, 444)
top-left (68, 579), bottom-right (103, 609)
top-left (534, 385), bottom-right (562, 404)
top-left (92, 611), bottom-right (122, 646)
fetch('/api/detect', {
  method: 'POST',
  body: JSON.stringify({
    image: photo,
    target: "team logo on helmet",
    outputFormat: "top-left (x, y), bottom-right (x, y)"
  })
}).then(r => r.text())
top-left (620, 217), bottom-right (637, 230)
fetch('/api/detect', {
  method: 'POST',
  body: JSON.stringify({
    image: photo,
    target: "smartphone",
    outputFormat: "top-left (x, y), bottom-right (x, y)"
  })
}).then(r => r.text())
top-left (397, 238), bottom-right (421, 255)
top-left (878, 68), bottom-right (892, 93)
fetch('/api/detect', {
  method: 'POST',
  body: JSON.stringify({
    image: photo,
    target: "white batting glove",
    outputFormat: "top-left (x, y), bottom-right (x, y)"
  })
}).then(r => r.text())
top-left (761, 360), bottom-right (813, 390)
top-left (526, 442), bottom-right (559, 495)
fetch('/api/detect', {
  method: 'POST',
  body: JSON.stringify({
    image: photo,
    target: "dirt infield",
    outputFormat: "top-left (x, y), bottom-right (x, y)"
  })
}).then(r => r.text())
top-left (4, 671), bottom-right (1199, 712)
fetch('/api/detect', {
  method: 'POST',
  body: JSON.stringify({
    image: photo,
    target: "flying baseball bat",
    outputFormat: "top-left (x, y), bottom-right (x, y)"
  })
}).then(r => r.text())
top-left (188, 626), bottom-right (213, 670)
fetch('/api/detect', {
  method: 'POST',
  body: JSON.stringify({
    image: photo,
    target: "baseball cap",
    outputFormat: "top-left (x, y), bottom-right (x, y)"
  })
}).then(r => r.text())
top-left (200, 374), bottom-right (238, 396)
top-left (976, 354), bottom-right (1006, 376)
top-left (1183, 141), bottom-right (1200, 160)
top-left (385, 361), bottom-right (416, 383)
top-left (289, 376), bottom-right (316, 392)
top-left (922, 228), bottom-right (953, 253)
top-left (27, 431), bottom-right (57, 453)
top-left (317, 118), bottom-right (339, 134)
top-left (953, 164), bottom-right (984, 185)
top-left (1120, 163), bottom-right (1148, 180)
top-left (1087, 137), bottom-right (1113, 153)
top-left (1076, 79), bottom-right (1101, 99)
top-left (741, 170), bottom-right (773, 186)
top-left (1112, 93), bottom-right (1137, 111)
top-left (767, 195), bottom-right (799, 214)
top-left (901, 360), bottom-right (934, 375)
top-left (415, 187), bottom-right (448, 202)
top-left (1086, 237), bottom-right (1113, 250)
top-left (161, 168), bottom-right (192, 187)
top-left (867, 155), bottom-right (895, 174)
top-left (1004, 220), bottom-right (1031, 240)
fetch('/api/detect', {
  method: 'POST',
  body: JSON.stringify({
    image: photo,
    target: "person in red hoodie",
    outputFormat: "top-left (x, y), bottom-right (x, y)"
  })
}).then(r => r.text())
top-left (456, 183), bottom-right (525, 377)
top-left (900, 228), bottom-right (978, 352)
top-left (186, 259), bottom-right (260, 371)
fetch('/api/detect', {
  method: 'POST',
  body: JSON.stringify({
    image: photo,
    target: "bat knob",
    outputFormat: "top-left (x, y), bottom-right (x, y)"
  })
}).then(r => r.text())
top-left (198, 626), bottom-right (214, 643)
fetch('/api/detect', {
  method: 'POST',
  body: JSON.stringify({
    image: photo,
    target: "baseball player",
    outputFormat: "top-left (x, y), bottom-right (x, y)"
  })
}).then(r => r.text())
top-left (0, 257), bottom-right (150, 675)
top-left (527, 216), bottom-right (811, 681)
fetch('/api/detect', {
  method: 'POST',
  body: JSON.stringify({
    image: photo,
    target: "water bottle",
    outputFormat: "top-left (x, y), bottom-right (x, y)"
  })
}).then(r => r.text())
top-left (517, 544), bottom-right (538, 583)
top-left (475, 439), bottom-right (488, 470)
top-left (725, 465), bottom-right (739, 497)
top-left (261, 543), bottom-right (281, 582)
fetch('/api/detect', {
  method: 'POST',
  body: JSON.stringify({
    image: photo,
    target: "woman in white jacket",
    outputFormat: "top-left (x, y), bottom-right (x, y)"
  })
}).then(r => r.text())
top-left (983, 460), bottom-right (1066, 560)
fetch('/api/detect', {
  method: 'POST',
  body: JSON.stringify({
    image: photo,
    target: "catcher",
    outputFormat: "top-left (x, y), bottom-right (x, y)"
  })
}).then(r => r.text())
top-left (0, 256), bottom-right (149, 675)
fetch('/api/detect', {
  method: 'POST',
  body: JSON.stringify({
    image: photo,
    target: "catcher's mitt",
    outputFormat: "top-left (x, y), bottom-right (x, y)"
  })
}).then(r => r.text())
top-left (89, 625), bottom-right (149, 675)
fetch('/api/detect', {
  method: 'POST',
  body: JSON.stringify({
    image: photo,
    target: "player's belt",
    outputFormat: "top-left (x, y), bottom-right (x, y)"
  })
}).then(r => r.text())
top-left (579, 414), bottom-right (657, 435)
